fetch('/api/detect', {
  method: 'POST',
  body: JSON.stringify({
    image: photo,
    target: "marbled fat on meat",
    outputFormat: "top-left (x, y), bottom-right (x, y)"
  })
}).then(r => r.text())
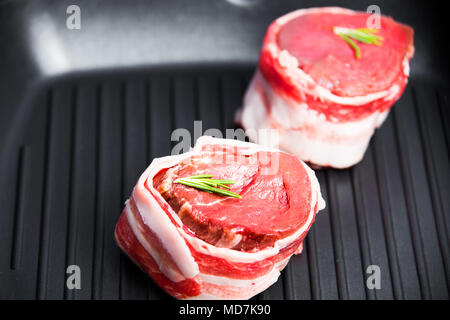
top-left (115, 136), bottom-right (325, 299)
top-left (240, 7), bottom-right (414, 168)
top-left (153, 150), bottom-right (312, 251)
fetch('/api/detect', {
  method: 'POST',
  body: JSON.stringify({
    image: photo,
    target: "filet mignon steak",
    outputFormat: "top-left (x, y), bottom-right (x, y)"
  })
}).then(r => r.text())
top-left (115, 136), bottom-right (325, 299)
top-left (239, 7), bottom-right (414, 168)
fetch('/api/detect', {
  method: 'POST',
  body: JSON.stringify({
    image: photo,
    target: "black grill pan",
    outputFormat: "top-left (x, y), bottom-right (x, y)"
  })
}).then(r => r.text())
top-left (0, 0), bottom-right (448, 300)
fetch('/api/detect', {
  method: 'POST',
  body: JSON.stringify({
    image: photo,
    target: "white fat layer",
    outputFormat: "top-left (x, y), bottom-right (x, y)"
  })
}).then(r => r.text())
top-left (241, 73), bottom-right (390, 168)
top-left (187, 258), bottom-right (291, 300)
top-left (125, 202), bottom-right (185, 282)
top-left (198, 256), bottom-right (291, 288)
top-left (267, 7), bottom-right (413, 107)
top-left (132, 167), bottom-right (200, 280)
top-left (403, 56), bottom-right (410, 76)
top-left (128, 136), bottom-right (324, 284)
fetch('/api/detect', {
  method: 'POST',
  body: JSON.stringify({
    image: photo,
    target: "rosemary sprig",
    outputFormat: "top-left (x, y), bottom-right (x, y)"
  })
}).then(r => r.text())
top-left (174, 175), bottom-right (242, 199)
top-left (333, 27), bottom-right (384, 59)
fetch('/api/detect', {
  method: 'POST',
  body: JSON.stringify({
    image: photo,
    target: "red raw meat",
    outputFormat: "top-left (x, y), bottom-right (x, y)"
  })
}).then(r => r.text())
top-left (277, 10), bottom-right (413, 97)
top-left (154, 150), bottom-right (312, 251)
top-left (239, 7), bottom-right (414, 168)
top-left (115, 136), bottom-right (324, 299)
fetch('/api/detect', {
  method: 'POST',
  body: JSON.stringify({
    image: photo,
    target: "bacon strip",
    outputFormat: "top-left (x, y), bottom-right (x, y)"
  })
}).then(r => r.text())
top-left (115, 136), bottom-right (325, 299)
top-left (239, 7), bottom-right (414, 168)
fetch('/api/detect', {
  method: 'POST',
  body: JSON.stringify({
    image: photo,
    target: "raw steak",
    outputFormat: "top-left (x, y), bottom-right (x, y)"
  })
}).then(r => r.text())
top-left (239, 7), bottom-right (414, 168)
top-left (115, 136), bottom-right (325, 299)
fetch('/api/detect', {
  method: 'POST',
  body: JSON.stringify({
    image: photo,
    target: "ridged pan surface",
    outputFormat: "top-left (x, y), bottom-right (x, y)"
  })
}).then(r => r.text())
top-left (0, 68), bottom-right (448, 300)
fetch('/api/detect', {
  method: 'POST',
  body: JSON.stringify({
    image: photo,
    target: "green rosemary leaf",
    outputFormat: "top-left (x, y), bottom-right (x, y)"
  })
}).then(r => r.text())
top-left (216, 184), bottom-right (232, 190)
top-left (174, 175), bottom-right (242, 199)
top-left (175, 179), bottom-right (216, 193)
top-left (208, 187), bottom-right (242, 199)
top-left (196, 179), bottom-right (219, 188)
top-left (339, 34), bottom-right (361, 59)
top-left (333, 26), bottom-right (384, 59)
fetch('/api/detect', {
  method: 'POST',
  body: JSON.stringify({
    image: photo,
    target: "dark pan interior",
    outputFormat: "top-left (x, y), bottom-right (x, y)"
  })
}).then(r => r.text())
top-left (0, 0), bottom-right (449, 300)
